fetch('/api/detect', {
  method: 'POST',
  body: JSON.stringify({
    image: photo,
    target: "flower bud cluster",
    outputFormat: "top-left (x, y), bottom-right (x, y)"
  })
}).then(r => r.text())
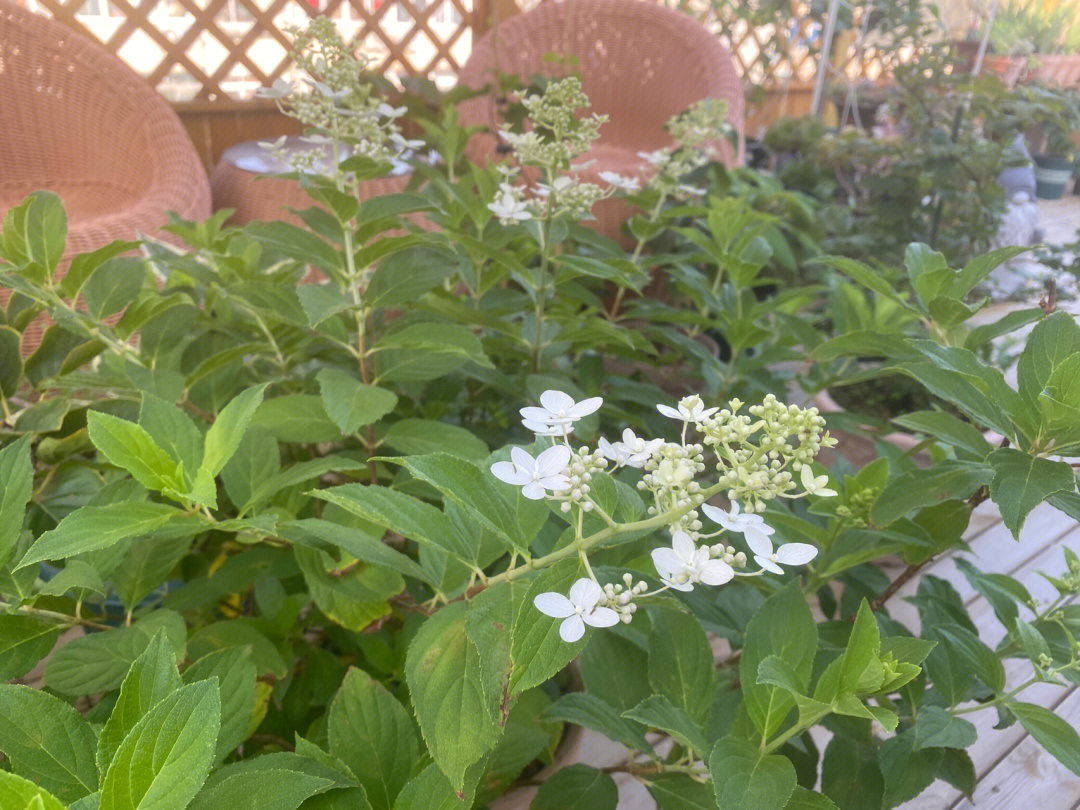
top-left (698, 394), bottom-right (835, 511)
top-left (836, 486), bottom-right (878, 528)
top-left (560, 446), bottom-right (608, 512)
top-left (596, 573), bottom-right (649, 624)
top-left (638, 443), bottom-right (707, 532)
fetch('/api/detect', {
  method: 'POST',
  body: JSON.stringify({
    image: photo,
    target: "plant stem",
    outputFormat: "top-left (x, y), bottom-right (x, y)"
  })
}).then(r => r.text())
top-left (531, 193), bottom-right (554, 373)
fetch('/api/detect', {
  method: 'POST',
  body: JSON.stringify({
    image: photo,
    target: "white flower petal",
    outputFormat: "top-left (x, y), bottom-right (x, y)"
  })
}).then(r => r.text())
top-left (569, 578), bottom-right (602, 609)
top-left (700, 503), bottom-right (728, 528)
top-left (536, 445), bottom-right (572, 477)
top-left (657, 404), bottom-right (683, 419)
top-left (652, 547), bottom-right (682, 579)
top-left (569, 397), bottom-right (603, 417)
top-left (755, 555), bottom-right (785, 575)
top-left (521, 481), bottom-right (547, 500)
top-left (671, 531), bottom-right (696, 561)
top-left (560, 614), bottom-right (586, 642)
top-left (491, 461), bottom-right (530, 485)
top-left (534, 592), bottom-right (576, 618)
top-left (540, 390), bottom-right (575, 413)
top-left (510, 446), bottom-right (535, 470)
top-left (775, 543), bottom-right (819, 566)
top-left (520, 406), bottom-right (558, 423)
top-left (538, 474), bottom-right (571, 492)
top-left (699, 559), bottom-right (735, 586)
top-left (583, 606), bottom-right (620, 628)
top-left (744, 527), bottom-right (774, 558)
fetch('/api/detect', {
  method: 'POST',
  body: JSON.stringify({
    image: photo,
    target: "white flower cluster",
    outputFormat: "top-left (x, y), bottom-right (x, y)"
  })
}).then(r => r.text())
top-left (490, 391), bottom-right (837, 643)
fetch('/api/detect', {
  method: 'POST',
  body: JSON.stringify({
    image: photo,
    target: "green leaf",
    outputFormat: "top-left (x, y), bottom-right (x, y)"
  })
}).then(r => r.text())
top-left (543, 693), bottom-right (651, 753)
top-left (281, 519), bottom-right (432, 586)
top-left (364, 247), bottom-right (454, 309)
top-left (202, 385), bottom-right (267, 477)
top-left (741, 582), bottom-right (818, 738)
top-left (246, 220), bottom-right (341, 274)
top-left (188, 767), bottom-right (332, 810)
top-left (97, 631), bottom-right (183, 775)
top-left (381, 453), bottom-right (522, 553)
top-left (987, 448), bottom-right (1075, 538)
top-left (814, 599), bottom-right (882, 703)
top-left (316, 369), bottom-right (397, 435)
top-left (709, 736), bottom-right (797, 810)
top-left (381, 419), bottom-right (489, 461)
top-left (955, 559), bottom-right (1032, 633)
top-left (2, 191), bottom-right (67, 274)
top-left (532, 765), bottom-right (618, 810)
top-left (878, 731), bottom-right (941, 808)
top-left (464, 581), bottom-right (523, 723)
top-left (391, 761), bottom-right (476, 810)
top-left (373, 323), bottom-right (491, 383)
top-left (871, 462), bottom-right (993, 527)
top-left (0, 771), bottom-right (66, 810)
top-left (18, 502), bottom-right (187, 568)
top-left (295, 547), bottom-right (402, 631)
top-left (911, 706), bottom-right (976, 750)
top-left (83, 258), bottom-right (145, 319)
top-left (0, 684), bottom-right (98, 802)
top-left (183, 647), bottom-right (257, 764)
top-left (904, 243), bottom-right (953, 307)
top-left (0, 615), bottom-right (61, 681)
top-left (784, 788), bottom-right (839, 810)
top-left (87, 411), bottom-right (183, 493)
top-left (252, 395), bottom-right (342, 443)
top-left (1011, 701), bottom-right (1080, 776)
top-left (890, 411), bottom-right (992, 457)
top-left (99, 680), bottom-right (221, 810)
top-left (297, 284), bottom-right (352, 327)
top-left (404, 602), bottom-right (500, 791)
top-left (647, 774), bottom-right (720, 810)
top-left (0, 325), bottom-right (22, 397)
top-left (924, 624), bottom-right (1005, 697)
top-left (648, 611), bottom-right (716, 726)
top-left (45, 613), bottom-right (185, 696)
top-left (328, 668), bottom-right (419, 810)
top-left (813, 255), bottom-right (906, 305)
top-left (1017, 311), bottom-right (1080, 414)
top-left (112, 534), bottom-right (193, 613)
top-left (508, 561), bottom-right (582, 695)
top-left (312, 484), bottom-right (477, 564)
top-left (0, 436), bottom-right (33, 566)
top-left (139, 395), bottom-right (204, 477)
top-left (624, 695), bottom-right (708, 755)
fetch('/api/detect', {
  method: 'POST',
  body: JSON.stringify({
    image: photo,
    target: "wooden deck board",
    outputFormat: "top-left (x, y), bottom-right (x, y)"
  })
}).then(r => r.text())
top-left (894, 505), bottom-right (1080, 809)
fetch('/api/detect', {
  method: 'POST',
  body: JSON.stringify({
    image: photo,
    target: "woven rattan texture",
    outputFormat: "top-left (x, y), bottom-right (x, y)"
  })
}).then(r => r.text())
top-left (457, 0), bottom-right (744, 239)
top-left (1, 0), bottom-right (211, 352)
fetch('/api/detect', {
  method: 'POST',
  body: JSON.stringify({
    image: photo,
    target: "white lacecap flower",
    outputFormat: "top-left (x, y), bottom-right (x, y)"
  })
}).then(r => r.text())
top-left (490, 445), bottom-right (572, 500)
top-left (657, 395), bottom-right (718, 424)
top-left (377, 102), bottom-right (408, 119)
top-left (800, 464), bottom-right (838, 497)
top-left (534, 176), bottom-right (574, 197)
top-left (534, 578), bottom-right (620, 642)
top-left (638, 149), bottom-right (669, 166)
top-left (598, 428), bottom-right (662, 468)
top-left (599, 171), bottom-right (641, 192)
top-left (390, 132), bottom-right (426, 151)
top-left (651, 531), bottom-right (733, 591)
top-left (701, 502), bottom-right (774, 537)
top-left (744, 529), bottom-right (818, 575)
top-left (523, 417), bottom-right (572, 438)
top-left (520, 390), bottom-right (602, 432)
top-left (255, 78), bottom-right (293, 99)
top-left (487, 191), bottom-right (532, 224)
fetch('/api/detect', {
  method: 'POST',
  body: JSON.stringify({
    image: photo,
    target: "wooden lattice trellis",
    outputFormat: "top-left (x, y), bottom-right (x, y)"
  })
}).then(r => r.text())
top-left (20, 0), bottom-right (899, 104)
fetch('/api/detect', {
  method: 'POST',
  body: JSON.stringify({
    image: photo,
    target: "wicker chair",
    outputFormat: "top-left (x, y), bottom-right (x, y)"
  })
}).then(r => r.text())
top-left (458, 0), bottom-right (744, 240)
top-left (0, 1), bottom-right (210, 261)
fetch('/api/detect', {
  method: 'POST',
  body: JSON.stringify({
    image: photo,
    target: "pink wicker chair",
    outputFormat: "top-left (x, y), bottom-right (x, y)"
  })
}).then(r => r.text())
top-left (0, 1), bottom-right (210, 260)
top-left (458, 0), bottom-right (744, 240)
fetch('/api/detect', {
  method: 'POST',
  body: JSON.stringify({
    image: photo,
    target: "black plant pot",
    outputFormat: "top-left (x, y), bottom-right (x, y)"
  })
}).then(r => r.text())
top-left (1034, 154), bottom-right (1075, 199)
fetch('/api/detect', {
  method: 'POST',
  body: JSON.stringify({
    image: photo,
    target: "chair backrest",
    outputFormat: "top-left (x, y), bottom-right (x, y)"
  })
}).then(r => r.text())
top-left (459, 0), bottom-right (743, 158)
top-left (0, 1), bottom-right (195, 201)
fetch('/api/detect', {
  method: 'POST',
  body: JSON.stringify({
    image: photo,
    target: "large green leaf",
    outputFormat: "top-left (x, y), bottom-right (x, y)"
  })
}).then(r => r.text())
top-left (741, 583), bottom-right (818, 738)
top-left (87, 411), bottom-right (183, 494)
top-left (507, 561), bottom-right (583, 695)
top-left (709, 736), bottom-right (797, 810)
top-left (0, 325), bottom-right (23, 397)
top-left (201, 385), bottom-right (267, 476)
top-left (1011, 701), bottom-right (1080, 776)
top-left (647, 774), bottom-right (720, 810)
top-left (0, 771), bottom-right (66, 810)
top-left (987, 448), bottom-right (1075, 538)
top-left (188, 767), bottom-right (332, 810)
top-left (328, 669), bottom-right (419, 810)
top-left (870, 462), bottom-right (992, 527)
top-left (380, 419), bottom-right (488, 461)
top-left (139, 396), bottom-right (204, 477)
top-left (295, 546), bottom-right (402, 631)
top-left (1017, 311), bottom-right (1080, 414)
top-left (0, 436), bottom-right (33, 566)
top-left (98, 632), bottom-right (183, 775)
top-left (281, 519), bottom-right (432, 585)
top-left (316, 369), bottom-right (397, 435)
top-left (183, 647), bottom-right (257, 764)
top-left (252, 395), bottom-right (341, 443)
top-left (404, 602), bottom-right (500, 790)
top-left (99, 680), bottom-right (221, 810)
top-left (0, 684), bottom-right (98, 802)
top-left (0, 614), bottom-right (61, 681)
top-left (372, 323), bottom-right (492, 383)
top-left (647, 611), bottom-right (716, 726)
top-left (543, 692), bottom-right (651, 753)
top-left (624, 695), bottom-right (708, 756)
top-left (1, 191), bottom-right (67, 274)
top-left (390, 761), bottom-right (477, 810)
top-left (532, 765), bottom-right (618, 810)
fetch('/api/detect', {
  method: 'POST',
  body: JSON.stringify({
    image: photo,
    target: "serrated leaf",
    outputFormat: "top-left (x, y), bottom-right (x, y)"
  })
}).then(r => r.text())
top-left (1011, 701), bottom-right (1080, 776)
top-left (87, 411), bottom-right (183, 494)
top-left (0, 684), bottom-right (98, 802)
top-left (202, 385), bottom-right (267, 477)
top-left (404, 602), bottom-right (500, 790)
top-left (911, 706), bottom-right (976, 750)
top-left (294, 546), bottom-right (403, 631)
top-left (710, 736), bottom-right (797, 810)
top-left (507, 561), bottom-right (582, 695)
top-left (183, 647), bottom-right (257, 764)
top-left (532, 765), bottom-right (617, 810)
top-left (0, 436), bottom-right (32, 567)
top-left (328, 669), bottom-right (419, 810)
top-left (0, 615), bottom-right (61, 681)
top-left (624, 694), bottom-right (708, 755)
top-left (316, 369), bottom-right (397, 435)
top-left (0, 771), bottom-right (66, 810)
top-left (139, 395), bottom-right (204, 476)
top-left (543, 692), bottom-right (651, 753)
top-left (380, 419), bottom-right (488, 461)
top-left (648, 611), bottom-right (716, 726)
top-left (987, 448), bottom-right (1075, 538)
